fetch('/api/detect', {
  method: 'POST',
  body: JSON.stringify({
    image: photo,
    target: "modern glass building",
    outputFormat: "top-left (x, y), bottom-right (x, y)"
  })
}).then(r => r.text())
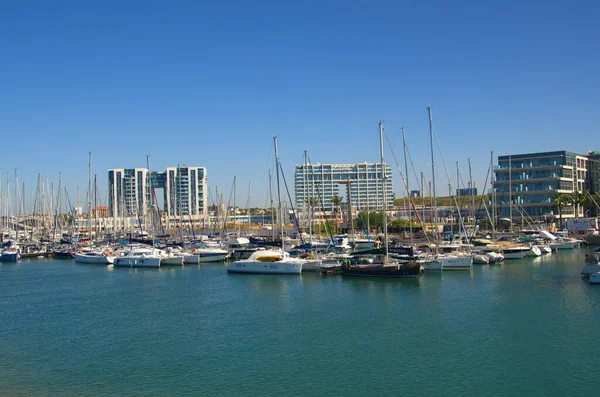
top-left (492, 150), bottom-right (591, 220)
top-left (294, 162), bottom-right (394, 212)
top-left (108, 166), bottom-right (207, 221)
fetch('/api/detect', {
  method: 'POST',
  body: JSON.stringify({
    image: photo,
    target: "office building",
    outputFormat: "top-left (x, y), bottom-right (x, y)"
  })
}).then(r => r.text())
top-left (492, 150), bottom-right (592, 220)
top-left (294, 162), bottom-right (394, 212)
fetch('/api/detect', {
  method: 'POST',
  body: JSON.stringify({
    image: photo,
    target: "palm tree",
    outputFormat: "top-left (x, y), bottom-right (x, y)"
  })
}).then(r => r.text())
top-left (570, 191), bottom-right (588, 219)
top-left (551, 193), bottom-right (569, 228)
top-left (330, 195), bottom-right (342, 222)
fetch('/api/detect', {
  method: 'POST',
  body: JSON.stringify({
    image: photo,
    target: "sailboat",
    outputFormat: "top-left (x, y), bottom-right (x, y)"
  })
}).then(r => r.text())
top-left (341, 122), bottom-right (422, 278)
top-left (227, 137), bottom-right (305, 275)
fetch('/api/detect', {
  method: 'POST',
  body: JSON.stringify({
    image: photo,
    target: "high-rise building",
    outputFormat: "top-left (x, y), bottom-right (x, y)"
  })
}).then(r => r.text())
top-left (108, 166), bottom-right (207, 221)
top-left (294, 162), bottom-right (394, 212)
top-left (492, 150), bottom-right (594, 220)
top-left (108, 168), bottom-right (149, 218)
top-left (164, 166), bottom-right (207, 217)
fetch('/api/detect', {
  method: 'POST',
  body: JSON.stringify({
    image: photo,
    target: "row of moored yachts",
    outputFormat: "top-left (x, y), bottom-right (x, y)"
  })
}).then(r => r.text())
top-left (1, 233), bottom-right (586, 279)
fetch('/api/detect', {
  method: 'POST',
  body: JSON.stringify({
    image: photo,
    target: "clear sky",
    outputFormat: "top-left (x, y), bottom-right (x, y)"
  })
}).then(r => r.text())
top-left (1, 0), bottom-right (599, 209)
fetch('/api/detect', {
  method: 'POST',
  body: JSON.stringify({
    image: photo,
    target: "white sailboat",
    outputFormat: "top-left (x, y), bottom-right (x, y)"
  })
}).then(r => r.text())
top-left (227, 137), bottom-right (304, 275)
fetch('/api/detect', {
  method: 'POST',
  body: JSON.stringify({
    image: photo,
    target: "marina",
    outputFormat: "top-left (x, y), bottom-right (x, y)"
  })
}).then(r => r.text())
top-left (1, 247), bottom-right (599, 396)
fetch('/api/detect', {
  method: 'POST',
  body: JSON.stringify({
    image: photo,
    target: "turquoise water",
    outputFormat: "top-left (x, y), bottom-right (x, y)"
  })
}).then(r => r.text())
top-left (1, 248), bottom-right (599, 396)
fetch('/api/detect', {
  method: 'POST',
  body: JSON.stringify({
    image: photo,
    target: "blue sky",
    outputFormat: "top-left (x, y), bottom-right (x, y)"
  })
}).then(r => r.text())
top-left (1, 0), bottom-right (599, 209)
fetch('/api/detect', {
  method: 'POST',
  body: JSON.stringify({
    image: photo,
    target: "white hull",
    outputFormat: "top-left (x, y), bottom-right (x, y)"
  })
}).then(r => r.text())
top-left (541, 246), bottom-right (552, 254)
top-left (160, 256), bottom-right (184, 266)
top-left (114, 257), bottom-right (161, 268)
top-left (502, 249), bottom-right (529, 260)
top-left (590, 272), bottom-right (600, 284)
top-left (472, 254), bottom-right (489, 264)
top-left (437, 255), bottom-right (473, 270)
top-left (227, 261), bottom-right (303, 274)
top-left (74, 253), bottom-right (114, 264)
top-left (581, 263), bottom-right (600, 277)
top-left (485, 252), bottom-right (504, 263)
top-left (301, 261), bottom-right (323, 272)
top-left (183, 251), bottom-right (228, 264)
top-left (550, 241), bottom-right (580, 250)
top-left (527, 246), bottom-right (542, 257)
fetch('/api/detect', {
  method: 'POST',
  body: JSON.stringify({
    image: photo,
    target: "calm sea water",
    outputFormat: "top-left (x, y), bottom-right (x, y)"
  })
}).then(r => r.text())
top-left (1, 248), bottom-right (600, 396)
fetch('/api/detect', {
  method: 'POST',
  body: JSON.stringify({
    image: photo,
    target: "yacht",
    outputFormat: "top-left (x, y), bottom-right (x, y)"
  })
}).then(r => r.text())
top-left (226, 236), bottom-right (264, 260)
top-left (549, 238), bottom-right (581, 250)
top-left (74, 250), bottom-right (115, 265)
top-left (114, 246), bottom-right (161, 268)
top-left (183, 243), bottom-right (229, 264)
top-left (226, 249), bottom-right (304, 275)
top-left (0, 248), bottom-right (20, 262)
top-left (581, 251), bottom-right (600, 277)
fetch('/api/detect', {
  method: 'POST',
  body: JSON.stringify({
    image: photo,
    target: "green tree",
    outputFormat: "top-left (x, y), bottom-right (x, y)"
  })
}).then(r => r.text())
top-left (569, 191), bottom-right (590, 219)
top-left (551, 193), bottom-right (569, 228)
top-left (330, 195), bottom-right (342, 221)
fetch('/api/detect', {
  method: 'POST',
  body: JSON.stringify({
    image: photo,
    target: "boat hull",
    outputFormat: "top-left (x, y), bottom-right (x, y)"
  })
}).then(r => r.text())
top-left (74, 253), bottom-right (114, 264)
top-left (581, 263), bottom-right (600, 277)
top-left (227, 261), bottom-right (302, 275)
top-left (590, 272), bottom-right (600, 285)
top-left (0, 253), bottom-right (19, 262)
top-left (502, 249), bottom-right (529, 260)
top-left (183, 252), bottom-right (228, 264)
top-left (438, 256), bottom-right (473, 270)
top-left (550, 241), bottom-right (581, 250)
top-left (341, 262), bottom-right (422, 278)
top-left (114, 257), bottom-right (161, 268)
top-left (160, 256), bottom-right (184, 266)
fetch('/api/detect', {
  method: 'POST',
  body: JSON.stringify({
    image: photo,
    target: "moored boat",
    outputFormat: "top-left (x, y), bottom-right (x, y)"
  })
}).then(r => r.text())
top-left (114, 247), bottom-right (161, 268)
top-left (226, 249), bottom-right (304, 275)
top-left (74, 251), bottom-right (114, 265)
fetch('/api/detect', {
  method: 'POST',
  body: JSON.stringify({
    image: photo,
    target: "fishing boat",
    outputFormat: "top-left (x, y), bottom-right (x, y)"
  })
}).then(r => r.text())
top-left (590, 272), bottom-right (600, 285)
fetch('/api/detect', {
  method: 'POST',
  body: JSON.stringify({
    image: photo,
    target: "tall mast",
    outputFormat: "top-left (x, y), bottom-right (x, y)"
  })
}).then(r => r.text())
top-left (379, 122), bottom-right (388, 261)
top-left (402, 127), bottom-right (412, 244)
top-left (427, 106), bottom-right (439, 254)
top-left (88, 152), bottom-right (92, 242)
top-left (268, 170), bottom-right (275, 241)
top-left (508, 155), bottom-right (513, 233)
top-left (233, 176), bottom-right (237, 236)
top-left (491, 151), bottom-right (496, 237)
top-left (304, 151), bottom-right (313, 241)
top-left (456, 160), bottom-right (460, 234)
top-left (146, 155), bottom-right (153, 244)
top-left (273, 136), bottom-right (284, 252)
top-left (468, 158), bottom-right (474, 227)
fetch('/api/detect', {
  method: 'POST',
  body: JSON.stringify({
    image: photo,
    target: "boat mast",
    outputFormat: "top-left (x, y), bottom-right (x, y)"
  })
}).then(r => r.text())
top-left (402, 127), bottom-right (412, 245)
top-left (88, 152), bottom-right (92, 243)
top-left (378, 122), bottom-right (388, 262)
top-left (146, 155), bottom-right (154, 247)
top-left (273, 136), bottom-right (284, 252)
top-left (491, 151), bottom-right (496, 238)
top-left (508, 155), bottom-right (513, 233)
top-left (427, 106), bottom-right (439, 254)
top-left (268, 170), bottom-right (275, 241)
top-left (469, 158), bottom-right (474, 230)
top-left (456, 160), bottom-right (460, 235)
